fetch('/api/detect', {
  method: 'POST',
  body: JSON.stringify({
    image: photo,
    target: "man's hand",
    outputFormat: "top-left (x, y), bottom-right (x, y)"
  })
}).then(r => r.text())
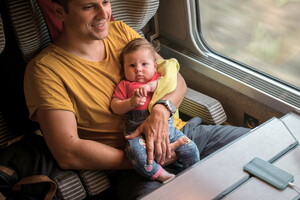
top-left (125, 104), bottom-right (171, 165)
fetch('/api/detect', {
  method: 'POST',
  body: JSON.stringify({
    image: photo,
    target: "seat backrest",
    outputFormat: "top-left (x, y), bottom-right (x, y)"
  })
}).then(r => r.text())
top-left (111, 0), bottom-right (159, 36)
top-left (0, 13), bottom-right (16, 149)
top-left (5, 0), bottom-right (51, 63)
top-left (4, 0), bottom-right (159, 63)
top-left (0, 14), bottom-right (5, 54)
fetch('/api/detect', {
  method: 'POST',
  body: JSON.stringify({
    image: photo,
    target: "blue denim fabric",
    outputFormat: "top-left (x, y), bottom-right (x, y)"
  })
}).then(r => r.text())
top-left (126, 117), bottom-right (200, 179)
top-left (112, 117), bottom-right (250, 200)
top-left (124, 110), bottom-right (149, 135)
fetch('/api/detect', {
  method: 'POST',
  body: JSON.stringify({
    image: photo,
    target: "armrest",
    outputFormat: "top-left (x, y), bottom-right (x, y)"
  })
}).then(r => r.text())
top-left (179, 88), bottom-right (227, 125)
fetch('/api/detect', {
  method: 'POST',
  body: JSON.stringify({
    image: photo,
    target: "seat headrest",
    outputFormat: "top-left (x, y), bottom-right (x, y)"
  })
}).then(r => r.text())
top-left (6, 0), bottom-right (51, 63)
top-left (111, 0), bottom-right (159, 36)
top-left (0, 14), bottom-right (5, 55)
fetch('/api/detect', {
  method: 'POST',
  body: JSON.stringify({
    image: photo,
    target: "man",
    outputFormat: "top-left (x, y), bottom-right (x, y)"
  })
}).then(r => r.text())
top-left (24, 0), bottom-right (249, 199)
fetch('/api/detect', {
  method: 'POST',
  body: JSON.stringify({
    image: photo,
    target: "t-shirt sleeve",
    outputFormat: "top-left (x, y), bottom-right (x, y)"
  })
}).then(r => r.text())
top-left (112, 81), bottom-right (128, 100)
top-left (24, 59), bottom-right (74, 121)
top-left (112, 21), bottom-right (143, 44)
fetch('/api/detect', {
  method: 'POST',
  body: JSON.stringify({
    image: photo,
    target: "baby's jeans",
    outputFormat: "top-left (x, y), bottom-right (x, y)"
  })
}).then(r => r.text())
top-left (126, 117), bottom-right (200, 180)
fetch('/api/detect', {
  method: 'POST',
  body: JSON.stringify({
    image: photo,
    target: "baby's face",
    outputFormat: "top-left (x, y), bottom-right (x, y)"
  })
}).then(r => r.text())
top-left (123, 48), bottom-right (157, 83)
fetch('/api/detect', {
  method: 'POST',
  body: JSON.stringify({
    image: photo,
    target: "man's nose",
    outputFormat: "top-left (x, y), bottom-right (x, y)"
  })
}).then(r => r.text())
top-left (95, 4), bottom-right (107, 19)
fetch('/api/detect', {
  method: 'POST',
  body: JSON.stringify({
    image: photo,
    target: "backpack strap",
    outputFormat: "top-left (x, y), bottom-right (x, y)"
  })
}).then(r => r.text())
top-left (12, 175), bottom-right (57, 200)
top-left (0, 165), bottom-right (15, 177)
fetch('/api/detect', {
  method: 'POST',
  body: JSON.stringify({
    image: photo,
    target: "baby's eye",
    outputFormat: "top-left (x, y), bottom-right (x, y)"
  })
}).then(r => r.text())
top-left (129, 64), bottom-right (135, 67)
top-left (142, 63), bottom-right (148, 66)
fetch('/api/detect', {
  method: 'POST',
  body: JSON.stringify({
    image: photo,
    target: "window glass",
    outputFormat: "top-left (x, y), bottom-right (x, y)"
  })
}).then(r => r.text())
top-left (199, 0), bottom-right (300, 89)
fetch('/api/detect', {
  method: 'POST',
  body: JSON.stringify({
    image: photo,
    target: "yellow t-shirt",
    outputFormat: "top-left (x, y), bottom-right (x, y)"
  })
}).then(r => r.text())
top-left (24, 21), bottom-right (186, 149)
top-left (24, 21), bottom-right (142, 149)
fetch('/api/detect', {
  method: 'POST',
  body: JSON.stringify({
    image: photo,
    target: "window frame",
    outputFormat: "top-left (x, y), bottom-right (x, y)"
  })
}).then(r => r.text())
top-left (158, 0), bottom-right (300, 114)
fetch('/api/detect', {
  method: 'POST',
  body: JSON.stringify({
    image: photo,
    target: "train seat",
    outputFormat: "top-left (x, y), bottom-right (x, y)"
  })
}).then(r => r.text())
top-left (0, 14), bottom-right (16, 149)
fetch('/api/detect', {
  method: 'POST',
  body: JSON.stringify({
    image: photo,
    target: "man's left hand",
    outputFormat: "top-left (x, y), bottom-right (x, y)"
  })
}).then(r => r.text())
top-left (125, 104), bottom-right (171, 165)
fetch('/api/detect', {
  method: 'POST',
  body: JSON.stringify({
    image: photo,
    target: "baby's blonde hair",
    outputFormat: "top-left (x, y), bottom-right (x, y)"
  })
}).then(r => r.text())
top-left (121, 38), bottom-right (156, 66)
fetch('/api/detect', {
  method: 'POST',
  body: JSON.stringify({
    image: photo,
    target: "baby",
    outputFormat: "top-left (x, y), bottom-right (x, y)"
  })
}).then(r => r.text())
top-left (111, 38), bottom-right (200, 182)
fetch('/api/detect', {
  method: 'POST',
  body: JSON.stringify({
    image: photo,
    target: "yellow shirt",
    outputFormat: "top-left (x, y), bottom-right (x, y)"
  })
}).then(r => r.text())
top-left (24, 21), bottom-right (185, 149)
top-left (24, 21), bottom-right (142, 149)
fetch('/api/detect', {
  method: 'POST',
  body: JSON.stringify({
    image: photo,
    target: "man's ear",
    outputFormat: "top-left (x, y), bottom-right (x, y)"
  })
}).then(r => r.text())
top-left (52, 2), bottom-right (65, 20)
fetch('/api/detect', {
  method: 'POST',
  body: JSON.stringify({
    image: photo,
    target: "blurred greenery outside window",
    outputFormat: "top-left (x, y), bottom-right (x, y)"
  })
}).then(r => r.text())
top-left (199, 0), bottom-right (300, 89)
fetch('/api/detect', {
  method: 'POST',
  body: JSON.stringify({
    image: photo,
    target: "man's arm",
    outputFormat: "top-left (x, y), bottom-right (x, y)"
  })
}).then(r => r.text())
top-left (158, 73), bottom-right (186, 108)
top-left (152, 52), bottom-right (186, 108)
top-left (146, 73), bottom-right (187, 164)
top-left (37, 109), bottom-right (131, 170)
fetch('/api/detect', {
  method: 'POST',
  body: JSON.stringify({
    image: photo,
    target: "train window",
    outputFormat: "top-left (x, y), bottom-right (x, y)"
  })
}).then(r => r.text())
top-left (198, 0), bottom-right (300, 89)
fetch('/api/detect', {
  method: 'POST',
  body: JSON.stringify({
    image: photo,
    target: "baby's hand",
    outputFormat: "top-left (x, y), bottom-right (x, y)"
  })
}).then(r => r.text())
top-left (134, 84), bottom-right (151, 97)
top-left (130, 96), bottom-right (147, 107)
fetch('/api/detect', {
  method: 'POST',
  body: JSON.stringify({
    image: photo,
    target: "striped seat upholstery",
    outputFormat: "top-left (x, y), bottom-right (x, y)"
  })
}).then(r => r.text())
top-left (5, 0), bottom-right (51, 63)
top-left (0, 111), bottom-right (15, 149)
top-left (0, 15), bottom-right (15, 149)
top-left (77, 170), bottom-right (111, 196)
top-left (111, 0), bottom-right (159, 36)
top-left (0, 14), bottom-right (5, 54)
top-left (179, 88), bottom-right (227, 124)
top-left (53, 171), bottom-right (87, 200)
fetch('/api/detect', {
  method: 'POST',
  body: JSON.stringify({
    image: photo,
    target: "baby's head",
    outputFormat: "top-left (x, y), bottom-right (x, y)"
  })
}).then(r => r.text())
top-left (121, 38), bottom-right (157, 83)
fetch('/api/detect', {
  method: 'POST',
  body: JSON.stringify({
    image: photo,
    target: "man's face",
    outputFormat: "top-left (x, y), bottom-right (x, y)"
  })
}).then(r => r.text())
top-left (61, 0), bottom-right (112, 41)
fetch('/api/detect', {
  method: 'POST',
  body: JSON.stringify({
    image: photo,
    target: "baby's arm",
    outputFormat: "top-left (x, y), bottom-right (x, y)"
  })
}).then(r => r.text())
top-left (111, 81), bottom-right (157, 115)
top-left (134, 80), bottom-right (158, 97)
top-left (111, 96), bottom-right (147, 115)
